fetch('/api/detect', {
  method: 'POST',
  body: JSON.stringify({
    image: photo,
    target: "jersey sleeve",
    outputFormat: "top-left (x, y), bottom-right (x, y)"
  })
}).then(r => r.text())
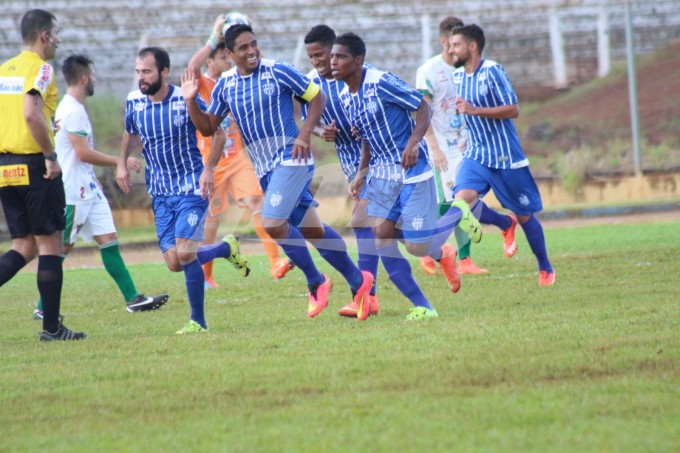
top-left (124, 98), bottom-right (138, 135)
top-left (488, 64), bottom-right (518, 106)
top-left (64, 108), bottom-right (90, 137)
top-left (206, 77), bottom-right (231, 118)
top-left (414, 64), bottom-right (433, 97)
top-left (25, 62), bottom-right (54, 98)
top-left (378, 72), bottom-right (423, 111)
top-left (274, 61), bottom-right (320, 101)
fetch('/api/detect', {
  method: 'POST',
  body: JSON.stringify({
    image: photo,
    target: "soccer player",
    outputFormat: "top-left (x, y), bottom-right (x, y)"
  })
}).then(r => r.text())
top-left (181, 24), bottom-right (373, 320)
top-left (448, 24), bottom-right (556, 285)
top-left (189, 13), bottom-right (293, 285)
top-left (31, 54), bottom-right (169, 320)
top-left (415, 16), bottom-right (489, 276)
top-left (331, 32), bottom-right (480, 320)
top-left (116, 46), bottom-right (251, 334)
top-left (0, 9), bottom-right (87, 341)
top-left (303, 24), bottom-right (380, 318)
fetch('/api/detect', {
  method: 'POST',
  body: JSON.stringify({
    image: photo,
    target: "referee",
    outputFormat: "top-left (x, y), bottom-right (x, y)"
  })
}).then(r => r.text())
top-left (0, 9), bottom-right (87, 341)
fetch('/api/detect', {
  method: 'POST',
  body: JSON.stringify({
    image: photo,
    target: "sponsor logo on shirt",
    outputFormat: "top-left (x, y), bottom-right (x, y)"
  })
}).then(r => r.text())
top-left (134, 102), bottom-right (145, 112)
top-left (34, 64), bottom-right (52, 92)
top-left (172, 101), bottom-right (186, 110)
top-left (0, 76), bottom-right (24, 94)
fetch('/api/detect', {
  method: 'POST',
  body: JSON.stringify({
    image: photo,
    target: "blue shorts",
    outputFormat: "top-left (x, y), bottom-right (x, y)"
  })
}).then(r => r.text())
top-left (260, 165), bottom-right (319, 227)
top-left (152, 195), bottom-right (208, 253)
top-left (365, 177), bottom-right (438, 243)
top-left (454, 158), bottom-right (543, 215)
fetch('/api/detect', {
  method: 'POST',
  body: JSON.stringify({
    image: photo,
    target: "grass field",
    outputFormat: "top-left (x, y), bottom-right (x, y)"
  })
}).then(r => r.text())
top-left (1, 221), bottom-right (679, 452)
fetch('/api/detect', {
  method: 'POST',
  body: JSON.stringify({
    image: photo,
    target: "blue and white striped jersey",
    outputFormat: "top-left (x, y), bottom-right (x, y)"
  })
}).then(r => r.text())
top-left (125, 85), bottom-right (206, 196)
top-left (451, 60), bottom-right (528, 169)
top-left (339, 67), bottom-right (432, 183)
top-left (303, 69), bottom-right (362, 182)
top-left (207, 59), bottom-right (320, 179)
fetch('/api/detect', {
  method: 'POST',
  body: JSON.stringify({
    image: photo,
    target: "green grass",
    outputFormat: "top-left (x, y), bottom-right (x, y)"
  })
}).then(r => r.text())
top-left (1, 221), bottom-right (679, 452)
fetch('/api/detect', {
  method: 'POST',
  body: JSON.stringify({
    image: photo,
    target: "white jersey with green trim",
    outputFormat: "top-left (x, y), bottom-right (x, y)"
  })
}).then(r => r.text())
top-left (55, 94), bottom-right (103, 204)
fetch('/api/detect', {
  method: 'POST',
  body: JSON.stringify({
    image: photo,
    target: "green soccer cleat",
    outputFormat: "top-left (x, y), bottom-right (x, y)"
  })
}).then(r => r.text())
top-left (176, 320), bottom-right (208, 335)
top-left (405, 306), bottom-right (439, 321)
top-left (222, 234), bottom-right (251, 277)
top-left (451, 199), bottom-right (482, 244)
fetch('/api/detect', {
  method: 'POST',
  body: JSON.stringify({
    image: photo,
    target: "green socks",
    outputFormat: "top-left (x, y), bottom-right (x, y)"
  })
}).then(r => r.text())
top-left (99, 240), bottom-right (139, 303)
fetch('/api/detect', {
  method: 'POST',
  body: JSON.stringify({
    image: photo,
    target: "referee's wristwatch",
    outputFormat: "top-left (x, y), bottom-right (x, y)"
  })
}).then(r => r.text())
top-left (44, 152), bottom-right (58, 161)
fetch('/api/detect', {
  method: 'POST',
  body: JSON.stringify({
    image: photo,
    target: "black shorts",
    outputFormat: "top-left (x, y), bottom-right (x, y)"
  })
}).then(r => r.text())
top-left (0, 153), bottom-right (66, 238)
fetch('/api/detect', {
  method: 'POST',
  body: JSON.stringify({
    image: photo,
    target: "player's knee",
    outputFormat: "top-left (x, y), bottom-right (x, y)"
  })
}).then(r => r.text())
top-left (404, 241), bottom-right (428, 257)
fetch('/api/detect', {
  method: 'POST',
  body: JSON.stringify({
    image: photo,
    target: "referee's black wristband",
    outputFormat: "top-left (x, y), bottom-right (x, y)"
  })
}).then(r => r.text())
top-left (44, 152), bottom-right (58, 161)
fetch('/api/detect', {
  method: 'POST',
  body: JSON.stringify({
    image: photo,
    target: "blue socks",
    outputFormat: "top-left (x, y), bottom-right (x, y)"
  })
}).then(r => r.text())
top-left (182, 259), bottom-right (206, 328)
top-left (476, 200), bottom-right (512, 230)
top-left (196, 241), bottom-right (230, 265)
top-left (279, 225), bottom-right (325, 286)
top-left (378, 243), bottom-right (432, 309)
top-left (426, 205), bottom-right (463, 259)
top-left (314, 225), bottom-right (363, 291)
top-left (354, 227), bottom-right (379, 295)
top-left (520, 215), bottom-right (553, 272)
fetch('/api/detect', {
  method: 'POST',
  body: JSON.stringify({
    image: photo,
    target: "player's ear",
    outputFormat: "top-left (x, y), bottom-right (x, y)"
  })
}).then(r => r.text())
top-left (161, 67), bottom-right (170, 78)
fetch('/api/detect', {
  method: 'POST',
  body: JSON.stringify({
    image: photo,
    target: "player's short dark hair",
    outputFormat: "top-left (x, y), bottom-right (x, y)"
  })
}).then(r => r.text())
top-left (452, 24), bottom-right (485, 54)
top-left (62, 54), bottom-right (93, 86)
top-left (138, 46), bottom-right (171, 73)
top-left (224, 24), bottom-right (254, 51)
top-left (209, 42), bottom-right (226, 59)
top-left (439, 16), bottom-right (464, 35)
top-left (304, 24), bottom-right (336, 47)
top-left (20, 9), bottom-right (56, 44)
top-left (334, 32), bottom-right (366, 58)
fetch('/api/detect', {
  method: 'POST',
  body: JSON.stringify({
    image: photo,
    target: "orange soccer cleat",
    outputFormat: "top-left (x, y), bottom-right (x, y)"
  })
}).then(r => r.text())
top-left (419, 256), bottom-right (437, 276)
top-left (271, 257), bottom-right (295, 280)
top-left (458, 257), bottom-right (489, 275)
top-left (438, 244), bottom-right (461, 293)
top-left (539, 269), bottom-right (556, 286)
top-left (308, 276), bottom-right (332, 318)
top-left (502, 215), bottom-right (518, 257)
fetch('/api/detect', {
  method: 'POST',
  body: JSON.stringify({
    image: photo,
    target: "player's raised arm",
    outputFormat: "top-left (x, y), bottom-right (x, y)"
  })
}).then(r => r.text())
top-left (181, 67), bottom-right (222, 136)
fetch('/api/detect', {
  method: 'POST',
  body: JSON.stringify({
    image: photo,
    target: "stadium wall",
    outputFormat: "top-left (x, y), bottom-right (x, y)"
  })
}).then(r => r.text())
top-left (1, 1), bottom-right (680, 99)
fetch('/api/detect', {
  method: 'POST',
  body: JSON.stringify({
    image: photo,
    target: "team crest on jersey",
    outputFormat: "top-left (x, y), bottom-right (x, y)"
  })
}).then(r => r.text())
top-left (172, 101), bottom-right (186, 110)
top-left (173, 114), bottom-right (186, 127)
top-left (518, 193), bottom-right (530, 207)
top-left (262, 81), bottom-right (276, 96)
top-left (269, 191), bottom-right (283, 207)
top-left (188, 211), bottom-right (199, 227)
top-left (411, 215), bottom-right (424, 231)
top-left (366, 100), bottom-right (378, 115)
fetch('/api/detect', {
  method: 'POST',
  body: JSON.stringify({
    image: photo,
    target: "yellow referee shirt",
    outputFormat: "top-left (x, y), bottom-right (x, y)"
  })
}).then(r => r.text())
top-left (0, 50), bottom-right (57, 154)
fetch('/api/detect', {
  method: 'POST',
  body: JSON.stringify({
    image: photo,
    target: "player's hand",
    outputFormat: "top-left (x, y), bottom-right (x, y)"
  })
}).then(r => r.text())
top-left (126, 156), bottom-right (142, 173)
top-left (199, 167), bottom-right (215, 200)
top-left (210, 14), bottom-right (226, 46)
top-left (53, 118), bottom-right (61, 134)
top-left (116, 159), bottom-right (131, 194)
top-left (180, 68), bottom-right (199, 101)
top-left (321, 120), bottom-right (339, 142)
top-left (430, 143), bottom-right (448, 172)
top-left (401, 144), bottom-right (419, 169)
top-left (351, 125), bottom-right (362, 141)
top-left (43, 159), bottom-right (61, 180)
top-left (292, 133), bottom-right (311, 164)
top-left (348, 173), bottom-right (366, 200)
top-left (455, 98), bottom-right (477, 115)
